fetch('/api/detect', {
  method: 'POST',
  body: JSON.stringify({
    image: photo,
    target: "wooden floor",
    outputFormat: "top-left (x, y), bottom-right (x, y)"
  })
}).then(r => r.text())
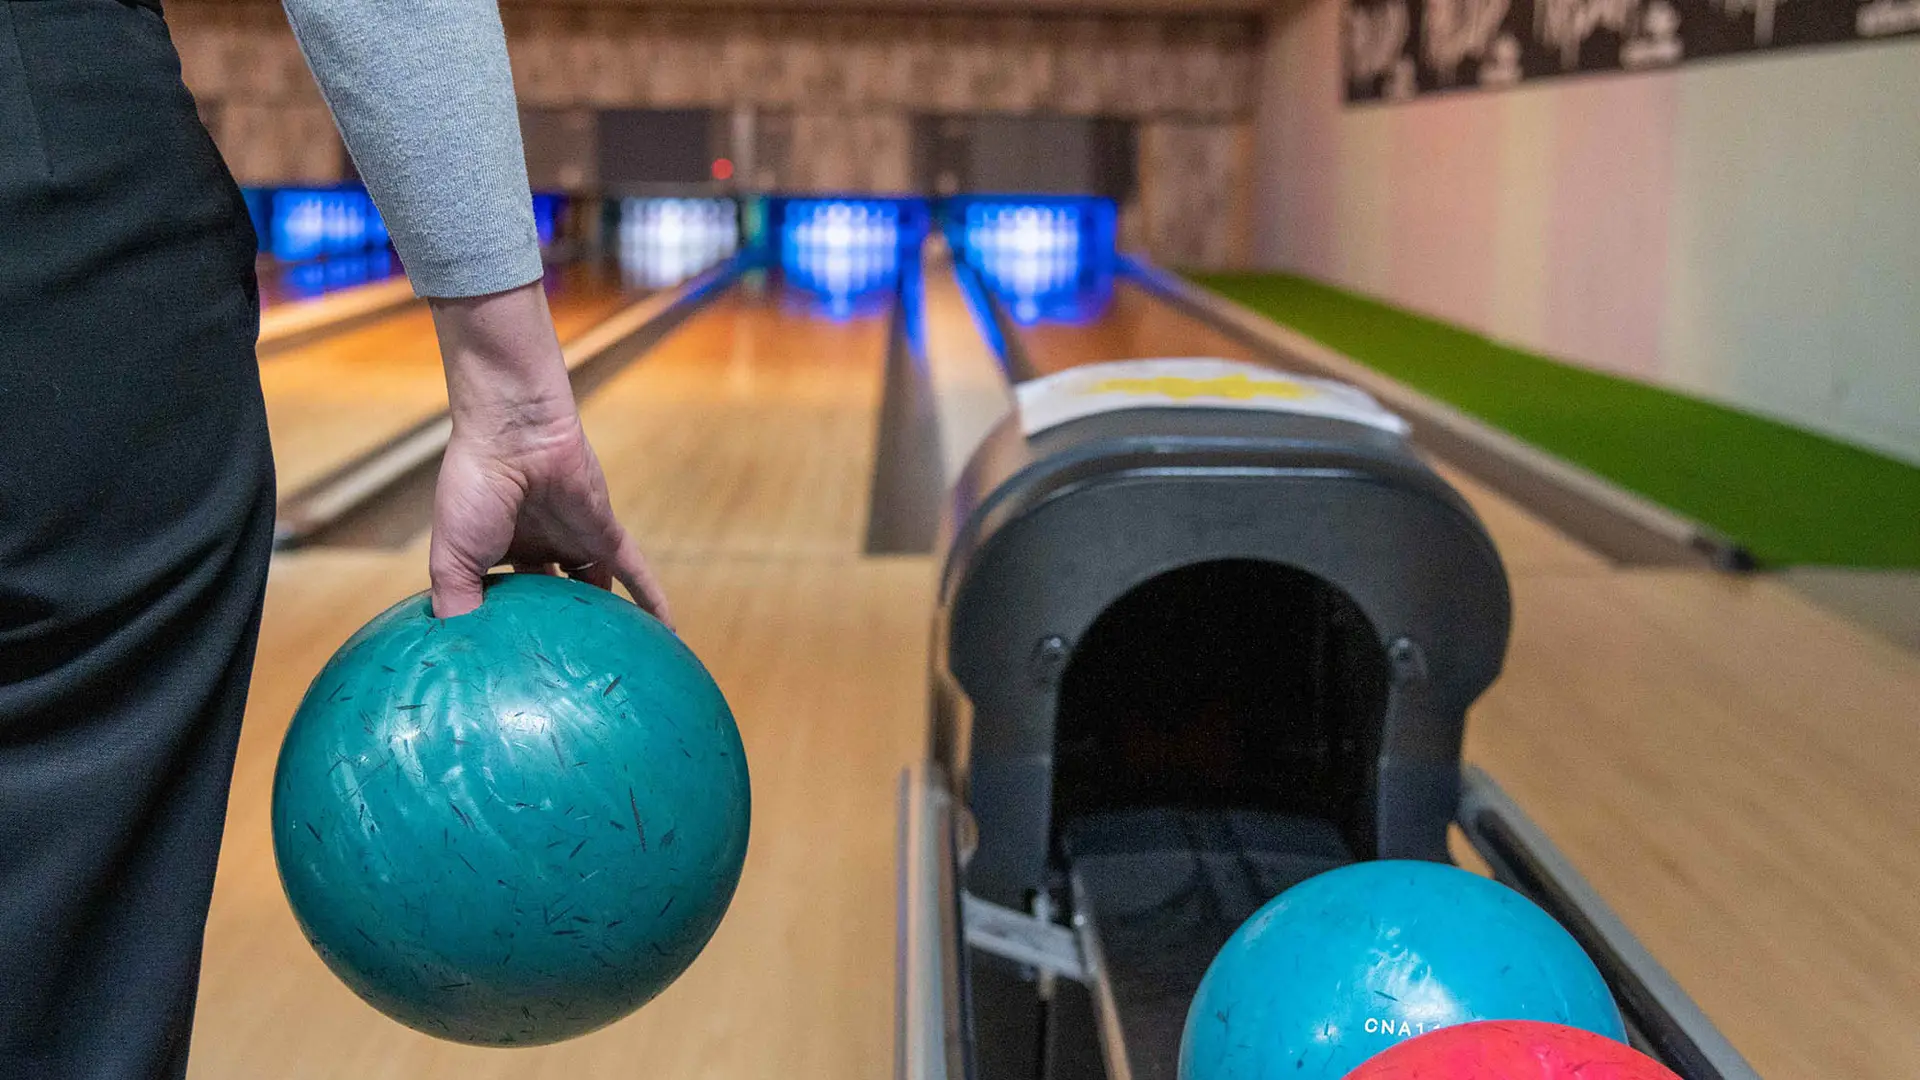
top-left (577, 290), bottom-right (890, 556)
top-left (1019, 284), bottom-right (1244, 377)
top-left (1474, 570), bottom-right (1920, 1079)
top-left (191, 268), bottom-right (1920, 1080)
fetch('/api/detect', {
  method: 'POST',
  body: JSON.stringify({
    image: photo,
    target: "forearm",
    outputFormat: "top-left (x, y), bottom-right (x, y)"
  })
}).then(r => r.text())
top-left (281, 0), bottom-right (541, 299)
top-left (280, 3), bottom-right (660, 621)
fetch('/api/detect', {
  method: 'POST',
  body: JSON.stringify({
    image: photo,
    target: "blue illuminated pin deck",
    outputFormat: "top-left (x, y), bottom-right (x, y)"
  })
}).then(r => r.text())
top-left (262, 186), bottom-right (389, 264)
top-left (281, 250), bottom-right (398, 299)
top-left (759, 196), bottom-right (931, 319)
top-left (532, 193), bottom-right (565, 249)
top-left (247, 187), bottom-right (579, 298)
top-left (940, 194), bottom-right (1117, 324)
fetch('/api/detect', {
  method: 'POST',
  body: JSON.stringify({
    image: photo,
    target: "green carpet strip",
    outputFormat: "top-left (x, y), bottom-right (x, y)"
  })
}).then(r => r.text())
top-left (1192, 272), bottom-right (1920, 568)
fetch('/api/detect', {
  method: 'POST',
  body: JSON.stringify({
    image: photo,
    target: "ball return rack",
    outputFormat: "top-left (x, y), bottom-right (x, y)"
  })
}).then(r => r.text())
top-left (893, 362), bottom-right (1762, 1080)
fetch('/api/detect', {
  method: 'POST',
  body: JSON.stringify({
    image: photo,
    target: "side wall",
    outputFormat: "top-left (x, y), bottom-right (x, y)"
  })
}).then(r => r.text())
top-left (1251, 1), bottom-right (1920, 463)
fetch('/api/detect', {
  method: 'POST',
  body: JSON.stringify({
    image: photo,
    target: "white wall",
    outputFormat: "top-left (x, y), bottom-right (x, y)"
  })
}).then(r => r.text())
top-left (1250, 0), bottom-right (1920, 463)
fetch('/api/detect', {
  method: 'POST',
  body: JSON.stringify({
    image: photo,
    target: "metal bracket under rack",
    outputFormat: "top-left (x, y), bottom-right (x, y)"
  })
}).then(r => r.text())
top-left (961, 893), bottom-right (1087, 984)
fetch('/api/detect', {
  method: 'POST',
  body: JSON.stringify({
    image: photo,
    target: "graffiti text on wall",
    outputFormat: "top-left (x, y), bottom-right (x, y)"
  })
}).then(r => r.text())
top-left (1344, 0), bottom-right (1918, 101)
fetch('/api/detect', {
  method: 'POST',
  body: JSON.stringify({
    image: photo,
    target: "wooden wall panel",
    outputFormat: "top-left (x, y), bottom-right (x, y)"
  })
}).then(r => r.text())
top-left (214, 104), bottom-right (345, 186)
top-left (1138, 121), bottom-right (1252, 268)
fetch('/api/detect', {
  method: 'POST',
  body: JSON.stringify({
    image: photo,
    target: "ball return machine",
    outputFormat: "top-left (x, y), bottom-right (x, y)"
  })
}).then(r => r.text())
top-left (896, 361), bottom-right (1760, 1080)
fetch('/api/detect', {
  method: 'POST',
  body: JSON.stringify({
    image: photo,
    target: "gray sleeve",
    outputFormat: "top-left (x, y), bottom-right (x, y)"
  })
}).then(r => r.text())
top-left (281, 0), bottom-right (543, 299)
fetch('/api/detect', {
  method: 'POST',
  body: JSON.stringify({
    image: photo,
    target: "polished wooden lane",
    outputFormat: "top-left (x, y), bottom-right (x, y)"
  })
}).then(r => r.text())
top-left (194, 288), bottom-right (925, 1079)
top-left (262, 264), bottom-right (634, 495)
top-left (575, 289), bottom-right (890, 556)
top-left (1019, 283), bottom-right (1233, 378)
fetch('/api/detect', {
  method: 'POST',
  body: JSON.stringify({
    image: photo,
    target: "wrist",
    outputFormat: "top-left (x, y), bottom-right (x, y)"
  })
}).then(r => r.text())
top-left (448, 391), bottom-right (579, 450)
top-left (430, 280), bottom-right (579, 438)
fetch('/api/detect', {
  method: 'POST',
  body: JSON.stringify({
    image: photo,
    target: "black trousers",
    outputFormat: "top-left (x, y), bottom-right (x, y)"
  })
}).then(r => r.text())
top-left (0, 0), bottom-right (275, 1076)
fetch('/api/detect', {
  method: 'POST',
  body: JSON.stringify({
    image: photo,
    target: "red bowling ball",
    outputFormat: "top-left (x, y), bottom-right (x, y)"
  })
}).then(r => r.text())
top-left (1341, 1020), bottom-right (1683, 1079)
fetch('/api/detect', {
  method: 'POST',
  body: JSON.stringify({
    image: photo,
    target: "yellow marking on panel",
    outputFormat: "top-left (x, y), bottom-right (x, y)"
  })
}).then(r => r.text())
top-left (1084, 373), bottom-right (1321, 402)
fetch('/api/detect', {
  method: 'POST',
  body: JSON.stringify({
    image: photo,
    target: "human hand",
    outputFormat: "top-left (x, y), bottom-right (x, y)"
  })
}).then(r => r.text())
top-left (424, 281), bottom-right (669, 623)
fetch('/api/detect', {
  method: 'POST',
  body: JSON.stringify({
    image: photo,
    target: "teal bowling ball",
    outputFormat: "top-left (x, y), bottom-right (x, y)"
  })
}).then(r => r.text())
top-left (1178, 861), bottom-right (1624, 1080)
top-left (271, 574), bottom-right (750, 1046)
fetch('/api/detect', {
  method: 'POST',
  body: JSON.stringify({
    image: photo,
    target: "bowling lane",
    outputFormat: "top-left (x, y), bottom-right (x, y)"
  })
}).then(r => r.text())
top-left (575, 287), bottom-right (890, 557)
top-left (1004, 281), bottom-right (1608, 575)
top-left (1018, 281), bottom-right (1242, 378)
top-left (263, 264), bottom-right (634, 495)
top-left (258, 276), bottom-right (418, 356)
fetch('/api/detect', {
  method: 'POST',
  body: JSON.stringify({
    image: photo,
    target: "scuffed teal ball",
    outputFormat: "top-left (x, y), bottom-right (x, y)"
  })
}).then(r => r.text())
top-left (1179, 861), bottom-right (1623, 1079)
top-left (272, 573), bottom-right (750, 1045)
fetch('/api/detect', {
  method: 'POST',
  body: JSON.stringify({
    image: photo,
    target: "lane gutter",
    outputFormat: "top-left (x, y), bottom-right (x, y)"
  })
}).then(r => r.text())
top-left (864, 253), bottom-right (947, 556)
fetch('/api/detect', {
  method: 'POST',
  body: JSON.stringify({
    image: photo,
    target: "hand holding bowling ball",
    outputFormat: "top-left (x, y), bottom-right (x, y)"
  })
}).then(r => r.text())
top-left (1342, 1020), bottom-right (1683, 1079)
top-left (425, 278), bottom-right (669, 622)
top-left (1179, 861), bottom-right (1624, 1080)
top-left (272, 573), bottom-right (750, 1045)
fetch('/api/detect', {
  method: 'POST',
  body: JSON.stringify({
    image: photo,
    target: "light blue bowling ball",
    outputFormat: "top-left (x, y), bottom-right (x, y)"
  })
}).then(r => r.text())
top-left (1178, 860), bottom-right (1624, 1080)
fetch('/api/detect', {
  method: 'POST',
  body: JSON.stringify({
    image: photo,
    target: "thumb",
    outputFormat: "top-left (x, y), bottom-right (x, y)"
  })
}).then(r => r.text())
top-left (429, 534), bottom-right (488, 618)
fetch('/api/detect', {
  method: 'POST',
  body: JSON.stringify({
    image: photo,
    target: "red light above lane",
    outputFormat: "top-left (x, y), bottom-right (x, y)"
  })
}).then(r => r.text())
top-left (712, 158), bottom-right (734, 181)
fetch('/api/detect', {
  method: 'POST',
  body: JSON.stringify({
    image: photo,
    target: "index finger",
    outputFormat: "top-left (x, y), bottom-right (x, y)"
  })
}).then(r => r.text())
top-left (610, 532), bottom-right (673, 630)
